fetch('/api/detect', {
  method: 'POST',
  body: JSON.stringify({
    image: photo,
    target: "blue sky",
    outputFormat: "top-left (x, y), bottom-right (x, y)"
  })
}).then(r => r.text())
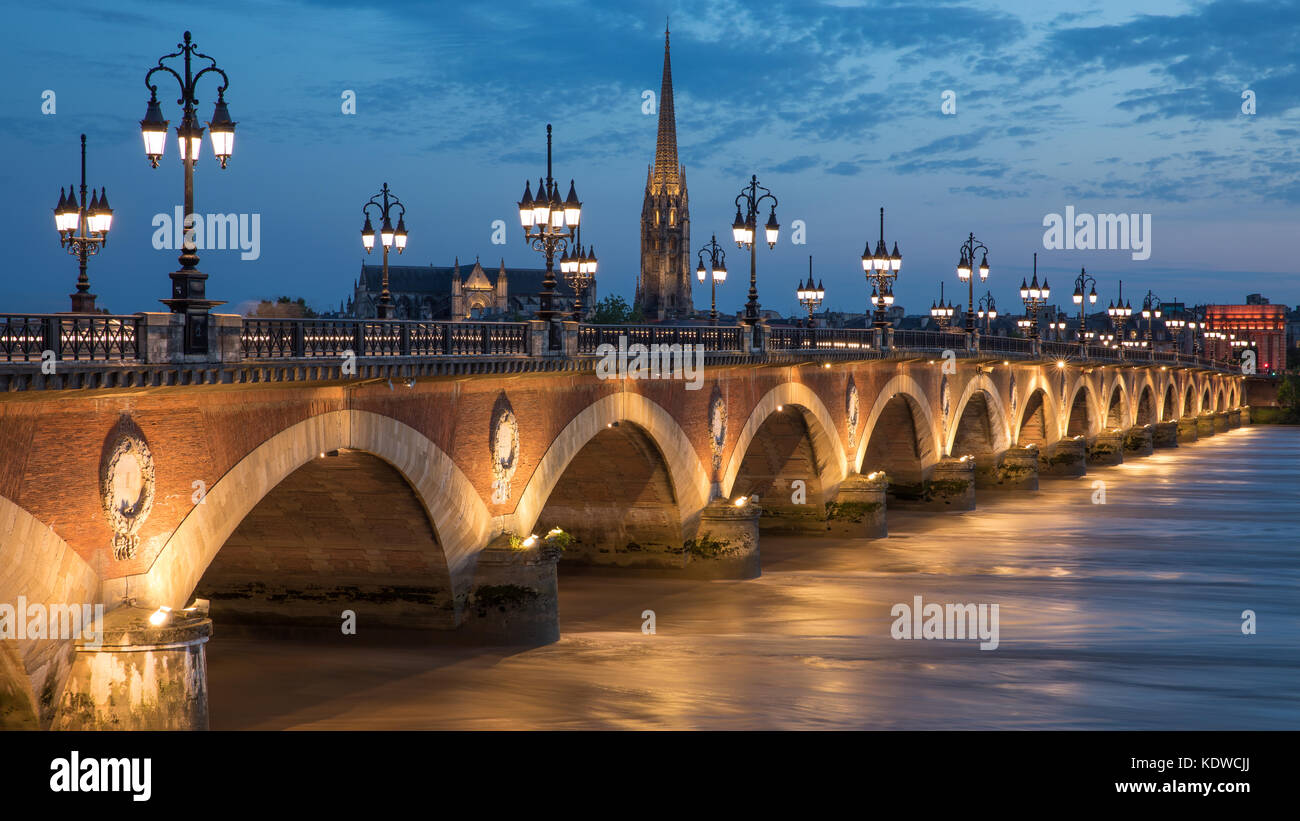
top-left (2, 0), bottom-right (1297, 318)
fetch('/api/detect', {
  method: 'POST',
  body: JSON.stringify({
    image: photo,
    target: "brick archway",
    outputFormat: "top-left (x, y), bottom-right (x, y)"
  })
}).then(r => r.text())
top-left (721, 382), bottom-right (848, 497)
top-left (945, 372), bottom-right (1012, 457)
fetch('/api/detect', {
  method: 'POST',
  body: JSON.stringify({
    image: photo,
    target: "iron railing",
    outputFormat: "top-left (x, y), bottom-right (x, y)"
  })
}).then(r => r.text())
top-left (768, 327), bottom-right (877, 352)
top-left (241, 318), bottom-right (531, 359)
top-left (979, 334), bottom-right (1036, 355)
top-left (0, 314), bottom-right (140, 362)
top-left (892, 329), bottom-right (968, 351)
top-left (576, 324), bottom-right (745, 354)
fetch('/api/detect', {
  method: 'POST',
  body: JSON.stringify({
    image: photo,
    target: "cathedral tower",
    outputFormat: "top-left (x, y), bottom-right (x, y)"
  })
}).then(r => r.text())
top-left (636, 25), bottom-right (691, 320)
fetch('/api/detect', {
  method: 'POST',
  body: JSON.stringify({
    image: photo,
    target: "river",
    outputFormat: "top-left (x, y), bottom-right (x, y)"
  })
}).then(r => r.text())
top-left (207, 425), bottom-right (1299, 730)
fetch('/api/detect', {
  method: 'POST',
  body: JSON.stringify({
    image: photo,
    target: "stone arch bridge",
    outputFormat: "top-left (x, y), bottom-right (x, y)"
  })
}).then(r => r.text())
top-left (0, 314), bottom-right (1246, 728)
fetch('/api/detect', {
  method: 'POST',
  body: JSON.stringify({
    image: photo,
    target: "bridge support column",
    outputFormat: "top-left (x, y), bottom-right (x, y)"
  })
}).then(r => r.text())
top-left (1123, 425), bottom-right (1154, 457)
top-left (1239, 405), bottom-right (1251, 426)
top-left (688, 497), bottom-right (761, 579)
top-left (1152, 421), bottom-right (1178, 448)
top-left (1177, 417), bottom-right (1199, 443)
top-left (1038, 437), bottom-right (1087, 478)
top-left (824, 471), bottom-right (888, 539)
top-left (1087, 430), bottom-right (1125, 466)
top-left (1212, 411), bottom-right (1230, 433)
top-left (989, 446), bottom-right (1040, 491)
top-left (1196, 414), bottom-right (1215, 436)
top-left (890, 457), bottom-right (976, 511)
top-left (52, 606), bottom-right (212, 730)
top-left (461, 537), bottom-right (560, 645)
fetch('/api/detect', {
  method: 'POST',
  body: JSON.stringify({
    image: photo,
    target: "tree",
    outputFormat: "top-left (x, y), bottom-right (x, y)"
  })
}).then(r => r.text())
top-left (247, 296), bottom-right (318, 318)
top-left (592, 295), bottom-right (634, 324)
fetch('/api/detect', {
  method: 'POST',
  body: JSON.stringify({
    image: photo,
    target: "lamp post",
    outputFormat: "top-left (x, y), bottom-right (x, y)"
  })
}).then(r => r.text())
top-left (861, 207), bottom-right (901, 328)
top-left (140, 31), bottom-right (235, 355)
top-left (517, 124), bottom-right (582, 338)
top-left (955, 232), bottom-right (989, 333)
top-left (1048, 312), bottom-right (1069, 342)
top-left (731, 175), bottom-right (779, 325)
top-left (1165, 301), bottom-right (1188, 354)
top-left (695, 234), bottom-right (727, 324)
top-left (54, 135), bottom-right (113, 313)
top-left (1018, 252), bottom-right (1049, 339)
top-left (976, 291), bottom-right (997, 333)
top-left (1140, 290), bottom-right (1163, 344)
top-left (1106, 280), bottom-right (1133, 348)
top-left (359, 183), bottom-right (408, 319)
top-left (561, 226), bottom-right (597, 321)
top-left (795, 256), bottom-right (825, 327)
top-left (929, 281), bottom-right (956, 330)
top-left (1070, 266), bottom-right (1098, 342)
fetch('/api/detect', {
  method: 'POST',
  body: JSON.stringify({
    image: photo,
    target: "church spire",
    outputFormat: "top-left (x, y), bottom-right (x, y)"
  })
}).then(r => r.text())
top-left (652, 23), bottom-right (679, 191)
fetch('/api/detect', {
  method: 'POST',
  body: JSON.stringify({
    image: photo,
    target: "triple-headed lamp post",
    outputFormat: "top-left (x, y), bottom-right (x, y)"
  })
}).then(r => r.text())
top-left (140, 31), bottom-right (235, 354)
top-left (560, 227), bottom-right (597, 321)
top-left (930, 281), bottom-right (955, 330)
top-left (359, 183), bottom-right (408, 319)
top-left (976, 291), bottom-right (997, 333)
top-left (1140, 290), bottom-right (1163, 344)
top-left (795, 256), bottom-right (825, 327)
top-left (695, 234), bottom-right (727, 324)
top-left (1071, 267), bottom-right (1098, 343)
top-left (54, 134), bottom-right (113, 313)
top-left (955, 232), bottom-right (990, 333)
top-left (862, 207), bottom-right (901, 328)
top-left (1018, 253), bottom-right (1049, 340)
top-left (731, 175), bottom-right (779, 325)
top-left (517, 124), bottom-right (582, 340)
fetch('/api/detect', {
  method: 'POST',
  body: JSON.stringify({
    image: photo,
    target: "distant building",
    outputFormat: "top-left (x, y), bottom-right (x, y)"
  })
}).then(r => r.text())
top-left (1205, 299), bottom-right (1286, 374)
top-left (344, 257), bottom-right (589, 320)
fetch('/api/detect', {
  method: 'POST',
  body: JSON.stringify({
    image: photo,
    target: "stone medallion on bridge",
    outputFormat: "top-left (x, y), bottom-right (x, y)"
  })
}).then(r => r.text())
top-left (846, 378), bottom-right (860, 450)
top-left (100, 419), bottom-right (155, 561)
top-left (709, 388), bottom-right (727, 474)
top-left (490, 398), bottom-right (520, 504)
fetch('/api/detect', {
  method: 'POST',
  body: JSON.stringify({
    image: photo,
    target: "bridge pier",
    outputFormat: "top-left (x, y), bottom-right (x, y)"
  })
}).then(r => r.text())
top-left (824, 472), bottom-right (888, 538)
top-left (1196, 414), bottom-right (1216, 436)
top-left (461, 537), bottom-right (561, 645)
top-left (1123, 425), bottom-right (1154, 457)
top-left (52, 606), bottom-right (212, 730)
top-left (688, 497), bottom-right (762, 579)
top-left (890, 457), bottom-right (976, 511)
top-left (1038, 437), bottom-right (1087, 478)
top-left (1152, 421), bottom-right (1179, 448)
top-left (1177, 417), bottom-right (1199, 443)
top-left (1212, 411), bottom-right (1230, 433)
top-left (1229, 408), bottom-right (1243, 428)
top-left (1087, 431), bottom-right (1125, 466)
top-left (975, 446), bottom-right (1040, 492)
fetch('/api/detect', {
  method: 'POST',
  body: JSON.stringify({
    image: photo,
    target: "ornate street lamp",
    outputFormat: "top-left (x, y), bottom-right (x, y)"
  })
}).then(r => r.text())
top-left (929, 281), bottom-right (956, 330)
top-left (141, 31), bottom-right (235, 355)
top-left (955, 232), bottom-right (989, 333)
top-left (862, 207), bottom-right (901, 328)
top-left (695, 234), bottom-right (728, 324)
top-left (1071, 267), bottom-right (1098, 342)
top-left (1140, 290), bottom-right (1164, 344)
top-left (795, 256), bottom-right (825, 327)
top-left (976, 291), bottom-right (997, 333)
top-left (731, 174), bottom-right (779, 324)
top-left (54, 134), bottom-right (113, 313)
top-left (359, 182), bottom-right (407, 319)
top-left (562, 226), bottom-right (597, 321)
top-left (1018, 253), bottom-right (1050, 339)
top-left (1106, 280), bottom-right (1133, 344)
top-left (518, 124), bottom-right (581, 341)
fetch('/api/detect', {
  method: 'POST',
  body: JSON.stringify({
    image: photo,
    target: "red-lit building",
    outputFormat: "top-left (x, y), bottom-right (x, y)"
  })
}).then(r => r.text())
top-left (1204, 301), bottom-right (1286, 374)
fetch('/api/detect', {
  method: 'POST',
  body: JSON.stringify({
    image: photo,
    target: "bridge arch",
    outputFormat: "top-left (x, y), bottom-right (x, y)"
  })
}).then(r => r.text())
top-left (1215, 387), bottom-right (1226, 413)
top-left (1064, 379), bottom-right (1098, 438)
top-left (721, 381), bottom-right (848, 501)
top-left (1135, 384), bottom-right (1156, 426)
top-left (1162, 382), bottom-right (1177, 421)
top-left (125, 410), bottom-right (491, 612)
top-left (1016, 385), bottom-right (1060, 447)
top-left (945, 373), bottom-right (1012, 458)
top-left (1201, 385), bottom-right (1212, 414)
top-left (512, 392), bottom-right (709, 540)
top-left (1183, 383), bottom-right (1195, 417)
top-left (856, 375), bottom-right (939, 483)
top-left (1103, 378), bottom-right (1129, 430)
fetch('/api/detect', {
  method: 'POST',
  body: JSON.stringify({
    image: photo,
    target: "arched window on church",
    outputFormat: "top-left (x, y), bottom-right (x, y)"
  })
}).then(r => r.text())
top-left (669, 208), bottom-right (675, 226)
